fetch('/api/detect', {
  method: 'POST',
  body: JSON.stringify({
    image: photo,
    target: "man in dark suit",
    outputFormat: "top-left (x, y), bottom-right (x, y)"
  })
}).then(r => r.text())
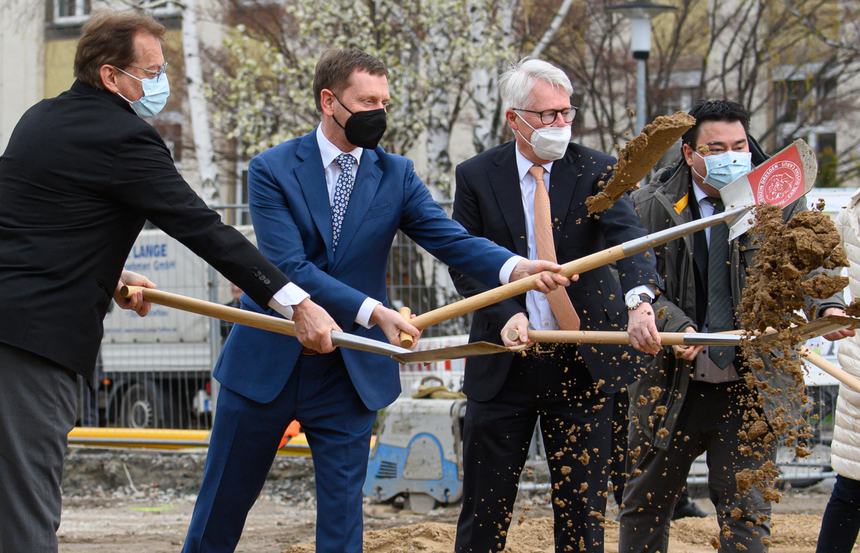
top-left (181, 49), bottom-right (568, 553)
top-left (450, 58), bottom-right (662, 553)
top-left (0, 11), bottom-right (338, 552)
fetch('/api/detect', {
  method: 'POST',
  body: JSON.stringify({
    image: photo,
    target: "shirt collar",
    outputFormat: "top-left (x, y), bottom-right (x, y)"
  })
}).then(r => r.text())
top-left (316, 125), bottom-right (363, 169)
top-left (692, 181), bottom-right (711, 207)
top-left (515, 146), bottom-right (553, 184)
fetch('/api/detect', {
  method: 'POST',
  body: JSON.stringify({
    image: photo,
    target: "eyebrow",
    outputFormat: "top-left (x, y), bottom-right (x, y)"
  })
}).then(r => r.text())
top-left (706, 138), bottom-right (747, 148)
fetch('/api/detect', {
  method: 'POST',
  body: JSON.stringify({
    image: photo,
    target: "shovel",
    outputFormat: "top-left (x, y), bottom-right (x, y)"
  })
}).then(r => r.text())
top-left (401, 139), bottom-right (816, 333)
top-left (120, 286), bottom-right (522, 364)
top-left (406, 206), bottom-right (752, 332)
top-left (720, 138), bottom-right (818, 240)
top-left (516, 329), bottom-right (744, 347)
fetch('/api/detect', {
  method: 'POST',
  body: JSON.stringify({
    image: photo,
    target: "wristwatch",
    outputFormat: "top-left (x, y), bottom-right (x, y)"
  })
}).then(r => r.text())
top-left (626, 293), bottom-right (653, 310)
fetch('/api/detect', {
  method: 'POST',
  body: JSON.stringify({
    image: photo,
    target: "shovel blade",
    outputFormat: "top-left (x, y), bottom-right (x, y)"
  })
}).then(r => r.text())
top-left (757, 315), bottom-right (860, 344)
top-left (721, 139), bottom-right (818, 240)
top-left (392, 342), bottom-right (526, 364)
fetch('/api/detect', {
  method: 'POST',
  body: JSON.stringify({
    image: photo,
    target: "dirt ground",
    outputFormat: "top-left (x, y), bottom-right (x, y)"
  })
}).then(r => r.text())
top-left (57, 447), bottom-right (842, 553)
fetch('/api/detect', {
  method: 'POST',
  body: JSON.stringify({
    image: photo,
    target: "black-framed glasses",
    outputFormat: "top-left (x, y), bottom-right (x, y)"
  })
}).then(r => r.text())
top-left (513, 106), bottom-right (578, 125)
top-left (127, 62), bottom-right (169, 82)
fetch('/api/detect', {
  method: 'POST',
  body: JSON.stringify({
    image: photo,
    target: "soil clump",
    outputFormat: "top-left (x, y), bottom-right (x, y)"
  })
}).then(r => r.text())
top-left (586, 111), bottom-right (695, 213)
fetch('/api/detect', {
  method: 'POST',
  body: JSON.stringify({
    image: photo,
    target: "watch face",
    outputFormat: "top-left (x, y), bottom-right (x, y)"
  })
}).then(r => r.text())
top-left (626, 295), bottom-right (639, 309)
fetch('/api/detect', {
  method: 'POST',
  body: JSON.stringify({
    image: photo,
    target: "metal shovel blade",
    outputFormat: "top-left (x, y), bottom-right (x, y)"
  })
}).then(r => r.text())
top-left (756, 315), bottom-right (860, 344)
top-left (720, 139), bottom-right (818, 240)
top-left (392, 342), bottom-right (527, 364)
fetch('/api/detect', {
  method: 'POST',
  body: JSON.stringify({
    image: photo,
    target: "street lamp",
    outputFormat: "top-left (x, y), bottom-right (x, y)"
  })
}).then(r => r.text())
top-left (607, 1), bottom-right (676, 134)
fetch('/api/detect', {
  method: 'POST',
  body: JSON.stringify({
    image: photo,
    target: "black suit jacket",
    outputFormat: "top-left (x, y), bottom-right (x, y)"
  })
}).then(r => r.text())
top-left (450, 141), bottom-right (661, 399)
top-left (0, 81), bottom-right (288, 380)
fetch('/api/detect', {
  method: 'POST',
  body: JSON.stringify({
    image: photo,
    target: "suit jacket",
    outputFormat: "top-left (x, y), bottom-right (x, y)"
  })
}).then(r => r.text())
top-left (214, 129), bottom-right (514, 411)
top-left (450, 141), bottom-right (661, 399)
top-left (0, 81), bottom-right (289, 380)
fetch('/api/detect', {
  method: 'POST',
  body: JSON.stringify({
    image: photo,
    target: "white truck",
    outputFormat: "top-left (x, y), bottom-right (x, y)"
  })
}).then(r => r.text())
top-left (98, 227), bottom-right (253, 428)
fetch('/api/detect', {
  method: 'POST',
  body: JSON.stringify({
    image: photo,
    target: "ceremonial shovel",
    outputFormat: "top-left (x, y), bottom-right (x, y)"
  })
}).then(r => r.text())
top-left (400, 139), bottom-right (817, 334)
top-left (120, 286), bottom-right (519, 364)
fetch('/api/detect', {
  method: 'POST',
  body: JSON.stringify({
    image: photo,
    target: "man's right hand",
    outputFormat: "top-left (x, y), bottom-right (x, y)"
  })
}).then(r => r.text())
top-left (370, 305), bottom-right (421, 349)
top-left (292, 298), bottom-right (341, 354)
top-left (672, 326), bottom-right (705, 361)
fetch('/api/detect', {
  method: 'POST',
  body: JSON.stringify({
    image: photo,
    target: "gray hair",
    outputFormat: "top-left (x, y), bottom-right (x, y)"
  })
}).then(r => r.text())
top-left (499, 58), bottom-right (573, 112)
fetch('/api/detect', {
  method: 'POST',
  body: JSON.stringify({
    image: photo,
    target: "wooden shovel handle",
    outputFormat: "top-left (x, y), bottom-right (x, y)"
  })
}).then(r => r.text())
top-left (121, 286), bottom-right (297, 337)
top-left (410, 244), bottom-right (625, 330)
top-left (399, 307), bottom-right (414, 348)
top-left (799, 347), bottom-right (860, 394)
top-left (526, 330), bottom-right (696, 346)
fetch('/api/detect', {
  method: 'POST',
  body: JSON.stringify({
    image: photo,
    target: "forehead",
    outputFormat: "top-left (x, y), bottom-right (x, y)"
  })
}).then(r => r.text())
top-left (527, 79), bottom-right (570, 110)
top-left (132, 32), bottom-right (165, 68)
top-left (695, 120), bottom-right (747, 146)
top-left (343, 70), bottom-right (389, 98)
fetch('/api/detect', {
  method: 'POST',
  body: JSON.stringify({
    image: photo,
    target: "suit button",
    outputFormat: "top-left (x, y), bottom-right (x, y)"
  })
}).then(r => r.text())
top-left (264, 279), bottom-right (270, 285)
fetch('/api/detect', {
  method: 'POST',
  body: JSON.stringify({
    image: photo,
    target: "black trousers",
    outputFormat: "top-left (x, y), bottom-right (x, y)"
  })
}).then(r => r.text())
top-left (619, 380), bottom-right (774, 553)
top-left (0, 342), bottom-right (78, 553)
top-left (455, 346), bottom-right (613, 553)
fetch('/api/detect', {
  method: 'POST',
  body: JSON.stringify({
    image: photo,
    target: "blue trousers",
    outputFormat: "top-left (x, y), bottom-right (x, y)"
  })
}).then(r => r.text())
top-left (817, 474), bottom-right (860, 552)
top-left (182, 351), bottom-right (377, 553)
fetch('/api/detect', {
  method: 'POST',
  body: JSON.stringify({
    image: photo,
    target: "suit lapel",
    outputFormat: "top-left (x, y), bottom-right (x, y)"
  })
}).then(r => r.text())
top-left (548, 148), bottom-right (580, 245)
top-left (331, 148), bottom-right (383, 269)
top-left (295, 132), bottom-right (335, 267)
top-left (489, 144), bottom-right (528, 257)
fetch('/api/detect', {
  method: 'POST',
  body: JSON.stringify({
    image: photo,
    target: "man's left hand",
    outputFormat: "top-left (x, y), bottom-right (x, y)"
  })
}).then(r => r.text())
top-left (510, 260), bottom-right (574, 294)
top-left (114, 270), bottom-right (156, 317)
top-left (628, 303), bottom-right (661, 354)
top-left (821, 307), bottom-right (856, 341)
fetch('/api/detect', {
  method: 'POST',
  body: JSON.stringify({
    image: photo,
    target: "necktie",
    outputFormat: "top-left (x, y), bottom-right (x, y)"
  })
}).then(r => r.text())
top-left (331, 153), bottom-right (356, 251)
top-left (705, 196), bottom-right (735, 368)
top-left (529, 165), bottom-right (580, 331)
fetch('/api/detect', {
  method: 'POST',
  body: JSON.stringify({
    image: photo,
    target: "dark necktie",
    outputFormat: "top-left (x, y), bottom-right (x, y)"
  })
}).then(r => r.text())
top-left (705, 196), bottom-right (735, 368)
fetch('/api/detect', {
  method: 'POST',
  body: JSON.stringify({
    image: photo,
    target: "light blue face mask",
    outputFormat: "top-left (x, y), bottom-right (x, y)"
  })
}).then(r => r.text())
top-left (694, 150), bottom-right (753, 190)
top-left (115, 66), bottom-right (170, 118)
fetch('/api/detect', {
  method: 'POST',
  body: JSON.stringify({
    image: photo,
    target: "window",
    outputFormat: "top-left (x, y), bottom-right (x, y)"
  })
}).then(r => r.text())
top-left (53, 0), bottom-right (91, 25)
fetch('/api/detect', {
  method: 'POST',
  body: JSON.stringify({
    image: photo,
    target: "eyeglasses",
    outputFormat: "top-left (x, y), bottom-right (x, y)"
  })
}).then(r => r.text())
top-left (513, 106), bottom-right (578, 125)
top-left (126, 62), bottom-right (169, 82)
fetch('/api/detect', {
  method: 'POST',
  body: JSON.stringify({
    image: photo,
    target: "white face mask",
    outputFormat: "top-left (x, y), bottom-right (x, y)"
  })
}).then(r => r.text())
top-left (692, 150), bottom-right (753, 190)
top-left (515, 112), bottom-right (571, 161)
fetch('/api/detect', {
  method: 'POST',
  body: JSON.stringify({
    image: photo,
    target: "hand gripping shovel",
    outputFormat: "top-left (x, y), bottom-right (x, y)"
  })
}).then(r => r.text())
top-left (120, 286), bottom-right (521, 364)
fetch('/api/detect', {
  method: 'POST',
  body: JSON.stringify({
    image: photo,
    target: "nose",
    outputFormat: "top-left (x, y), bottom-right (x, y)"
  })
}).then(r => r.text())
top-left (551, 111), bottom-right (568, 127)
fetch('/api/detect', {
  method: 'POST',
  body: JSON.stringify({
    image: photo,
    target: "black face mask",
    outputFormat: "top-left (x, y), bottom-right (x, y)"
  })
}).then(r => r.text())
top-left (333, 95), bottom-right (387, 150)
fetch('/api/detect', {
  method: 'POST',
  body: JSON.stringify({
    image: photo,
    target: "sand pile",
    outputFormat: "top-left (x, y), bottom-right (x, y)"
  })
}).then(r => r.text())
top-left (586, 111), bottom-right (695, 213)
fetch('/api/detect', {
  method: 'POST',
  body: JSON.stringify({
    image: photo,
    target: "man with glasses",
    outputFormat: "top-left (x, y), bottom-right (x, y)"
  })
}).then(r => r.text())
top-left (449, 58), bottom-right (662, 552)
top-left (0, 10), bottom-right (338, 552)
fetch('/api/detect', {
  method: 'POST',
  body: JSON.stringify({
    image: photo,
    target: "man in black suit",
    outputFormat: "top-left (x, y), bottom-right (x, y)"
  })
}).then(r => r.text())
top-left (450, 58), bottom-right (662, 552)
top-left (0, 10), bottom-right (337, 552)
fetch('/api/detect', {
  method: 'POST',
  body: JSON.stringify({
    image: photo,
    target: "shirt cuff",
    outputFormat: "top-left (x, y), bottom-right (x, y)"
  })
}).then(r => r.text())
top-left (500, 256), bottom-right (525, 284)
top-left (625, 285), bottom-right (657, 304)
top-left (267, 282), bottom-right (311, 320)
top-left (357, 298), bottom-right (382, 329)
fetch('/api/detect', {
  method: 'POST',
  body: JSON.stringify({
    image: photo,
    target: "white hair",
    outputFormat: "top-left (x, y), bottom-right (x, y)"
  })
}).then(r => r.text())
top-left (499, 58), bottom-right (573, 112)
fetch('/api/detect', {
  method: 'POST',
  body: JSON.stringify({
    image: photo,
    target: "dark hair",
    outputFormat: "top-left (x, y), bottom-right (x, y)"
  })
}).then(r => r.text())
top-left (74, 9), bottom-right (166, 89)
top-left (312, 49), bottom-right (388, 112)
top-left (681, 99), bottom-right (751, 146)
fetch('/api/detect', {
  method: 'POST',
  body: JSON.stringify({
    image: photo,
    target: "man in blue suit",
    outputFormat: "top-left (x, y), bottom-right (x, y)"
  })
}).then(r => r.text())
top-left (182, 48), bottom-right (569, 553)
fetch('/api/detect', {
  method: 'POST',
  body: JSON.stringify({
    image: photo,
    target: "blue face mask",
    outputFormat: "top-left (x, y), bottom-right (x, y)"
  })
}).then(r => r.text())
top-left (115, 67), bottom-right (170, 118)
top-left (694, 150), bottom-right (753, 190)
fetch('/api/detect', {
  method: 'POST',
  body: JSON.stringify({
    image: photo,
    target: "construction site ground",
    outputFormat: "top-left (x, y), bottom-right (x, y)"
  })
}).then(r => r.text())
top-left (58, 447), bottom-right (840, 552)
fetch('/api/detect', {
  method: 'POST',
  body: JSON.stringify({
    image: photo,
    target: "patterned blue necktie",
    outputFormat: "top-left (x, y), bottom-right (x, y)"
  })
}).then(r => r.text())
top-left (331, 153), bottom-right (356, 251)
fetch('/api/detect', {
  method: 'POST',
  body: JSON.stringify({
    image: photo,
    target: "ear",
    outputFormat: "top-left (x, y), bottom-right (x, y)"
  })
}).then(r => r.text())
top-left (100, 65), bottom-right (120, 94)
top-left (320, 89), bottom-right (336, 117)
top-left (682, 143), bottom-right (695, 167)
top-left (505, 109), bottom-right (519, 133)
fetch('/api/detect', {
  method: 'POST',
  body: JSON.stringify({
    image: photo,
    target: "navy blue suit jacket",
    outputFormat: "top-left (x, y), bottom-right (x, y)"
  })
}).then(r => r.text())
top-left (215, 129), bottom-right (513, 410)
top-left (450, 141), bottom-right (662, 398)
